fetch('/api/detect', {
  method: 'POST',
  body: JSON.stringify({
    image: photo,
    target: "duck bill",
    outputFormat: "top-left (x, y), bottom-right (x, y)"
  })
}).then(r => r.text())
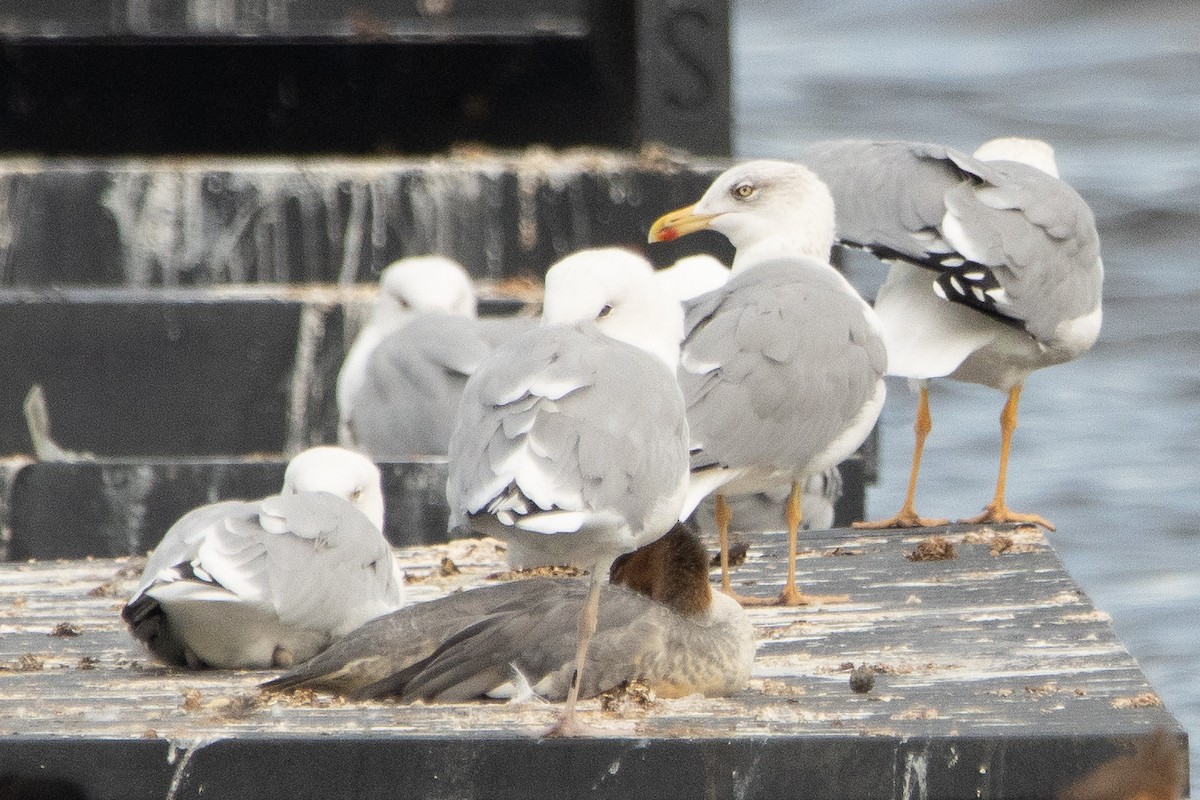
top-left (648, 204), bottom-right (718, 243)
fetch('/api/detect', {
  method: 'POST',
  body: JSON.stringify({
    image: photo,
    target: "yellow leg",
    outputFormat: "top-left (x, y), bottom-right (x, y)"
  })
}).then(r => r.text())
top-left (716, 494), bottom-right (772, 606)
top-left (716, 494), bottom-right (734, 595)
top-left (959, 383), bottom-right (1055, 531)
top-left (855, 382), bottom-right (950, 529)
top-left (774, 481), bottom-right (849, 607)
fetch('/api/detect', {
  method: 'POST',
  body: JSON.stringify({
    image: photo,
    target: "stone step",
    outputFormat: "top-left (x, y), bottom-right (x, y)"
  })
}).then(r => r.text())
top-left (0, 152), bottom-right (730, 286)
top-left (0, 2), bottom-right (731, 156)
top-left (0, 455), bottom-right (870, 562)
top-left (0, 152), bottom-right (734, 458)
top-left (0, 284), bottom-right (534, 456)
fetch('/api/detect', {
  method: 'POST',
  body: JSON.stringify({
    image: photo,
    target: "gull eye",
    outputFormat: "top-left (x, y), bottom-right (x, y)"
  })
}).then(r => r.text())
top-left (350, 487), bottom-right (364, 501)
top-left (731, 181), bottom-right (756, 200)
top-left (597, 303), bottom-right (614, 319)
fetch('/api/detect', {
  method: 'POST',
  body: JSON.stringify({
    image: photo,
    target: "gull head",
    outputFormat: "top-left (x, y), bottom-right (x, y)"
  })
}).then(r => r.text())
top-left (376, 255), bottom-right (477, 319)
top-left (282, 446), bottom-right (385, 532)
top-left (973, 137), bottom-right (1060, 178)
top-left (648, 160), bottom-right (836, 270)
top-left (542, 247), bottom-right (684, 370)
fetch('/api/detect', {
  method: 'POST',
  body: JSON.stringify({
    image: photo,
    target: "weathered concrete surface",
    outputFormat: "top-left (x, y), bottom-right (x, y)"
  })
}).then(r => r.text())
top-left (0, 153), bottom-right (730, 286)
top-left (0, 525), bottom-right (1187, 799)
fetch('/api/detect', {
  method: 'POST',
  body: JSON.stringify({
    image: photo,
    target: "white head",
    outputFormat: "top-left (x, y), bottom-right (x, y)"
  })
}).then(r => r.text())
top-left (649, 160), bottom-right (836, 271)
top-left (973, 137), bottom-right (1060, 178)
top-left (541, 247), bottom-right (684, 370)
top-left (654, 254), bottom-right (730, 303)
top-left (375, 255), bottom-right (477, 320)
top-left (282, 446), bottom-right (385, 532)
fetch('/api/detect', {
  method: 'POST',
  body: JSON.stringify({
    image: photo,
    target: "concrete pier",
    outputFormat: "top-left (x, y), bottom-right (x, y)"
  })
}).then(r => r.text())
top-left (0, 525), bottom-right (1186, 799)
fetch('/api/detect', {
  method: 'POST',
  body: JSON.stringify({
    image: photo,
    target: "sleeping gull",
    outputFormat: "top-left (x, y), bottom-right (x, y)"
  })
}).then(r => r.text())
top-left (121, 446), bottom-right (404, 669)
top-left (262, 523), bottom-right (754, 703)
top-left (337, 255), bottom-right (476, 446)
top-left (654, 253), bottom-right (731, 302)
top-left (649, 161), bottom-right (887, 606)
top-left (445, 246), bottom-right (690, 734)
top-left (347, 312), bottom-right (493, 459)
top-left (804, 137), bottom-right (1103, 530)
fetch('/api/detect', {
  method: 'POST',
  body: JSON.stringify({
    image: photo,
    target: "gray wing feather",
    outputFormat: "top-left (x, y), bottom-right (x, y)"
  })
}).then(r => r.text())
top-left (682, 259), bottom-right (887, 472)
top-left (366, 582), bottom-right (670, 702)
top-left (133, 500), bottom-right (252, 595)
top-left (350, 312), bottom-right (492, 459)
top-left (804, 139), bottom-right (1102, 341)
top-left (262, 579), bottom-right (561, 693)
top-left (447, 324), bottom-right (689, 537)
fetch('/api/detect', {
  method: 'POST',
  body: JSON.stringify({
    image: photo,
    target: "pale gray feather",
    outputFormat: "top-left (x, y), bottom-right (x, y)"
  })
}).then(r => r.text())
top-left (446, 323), bottom-right (690, 566)
top-left (682, 258), bottom-right (887, 474)
top-left (803, 139), bottom-right (1102, 342)
top-left (348, 312), bottom-right (492, 459)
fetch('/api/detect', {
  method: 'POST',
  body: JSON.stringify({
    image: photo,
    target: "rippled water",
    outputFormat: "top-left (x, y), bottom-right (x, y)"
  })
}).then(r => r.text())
top-left (734, 0), bottom-right (1200, 789)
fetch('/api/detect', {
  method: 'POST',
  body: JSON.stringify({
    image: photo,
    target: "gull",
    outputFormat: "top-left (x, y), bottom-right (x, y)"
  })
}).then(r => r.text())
top-left (347, 312), bottom-right (493, 459)
top-left (654, 253), bottom-right (731, 302)
top-left (337, 255), bottom-right (476, 447)
top-left (121, 446), bottom-right (403, 669)
top-left (649, 161), bottom-right (887, 606)
top-left (261, 523), bottom-right (754, 704)
top-left (444, 247), bottom-right (690, 735)
top-left (649, 256), bottom-right (846, 537)
top-left (804, 137), bottom-right (1103, 530)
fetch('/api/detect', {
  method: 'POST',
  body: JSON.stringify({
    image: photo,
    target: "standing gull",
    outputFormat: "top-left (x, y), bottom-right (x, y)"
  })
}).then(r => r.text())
top-left (648, 161), bottom-right (887, 606)
top-left (804, 138), bottom-right (1103, 530)
top-left (445, 247), bottom-right (690, 734)
top-left (122, 446), bottom-right (404, 669)
top-left (650, 256), bottom-right (845, 537)
top-left (337, 255), bottom-right (476, 448)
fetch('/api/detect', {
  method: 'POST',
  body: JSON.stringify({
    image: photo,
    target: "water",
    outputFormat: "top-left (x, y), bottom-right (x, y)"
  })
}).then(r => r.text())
top-left (733, 0), bottom-right (1200, 789)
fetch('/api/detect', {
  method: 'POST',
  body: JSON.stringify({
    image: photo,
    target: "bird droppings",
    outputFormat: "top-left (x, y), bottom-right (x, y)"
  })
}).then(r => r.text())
top-left (710, 541), bottom-right (750, 569)
top-left (1112, 693), bottom-right (1164, 709)
top-left (485, 564), bottom-right (587, 581)
top-left (49, 621), bottom-right (82, 637)
top-left (181, 689), bottom-right (203, 712)
top-left (8, 653), bottom-right (45, 672)
top-left (205, 693), bottom-right (265, 721)
top-left (87, 580), bottom-right (124, 598)
top-left (906, 536), bottom-right (957, 562)
top-left (599, 680), bottom-right (656, 715)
